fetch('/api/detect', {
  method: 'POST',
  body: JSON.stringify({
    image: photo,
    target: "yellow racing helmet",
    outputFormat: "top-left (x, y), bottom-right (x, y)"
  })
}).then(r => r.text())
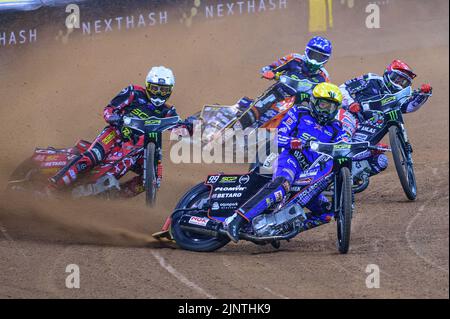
top-left (310, 82), bottom-right (343, 124)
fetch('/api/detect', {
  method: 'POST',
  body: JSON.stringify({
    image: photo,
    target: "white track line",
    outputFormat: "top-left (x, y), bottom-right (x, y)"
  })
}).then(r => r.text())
top-left (0, 222), bottom-right (27, 258)
top-left (263, 287), bottom-right (289, 299)
top-left (405, 207), bottom-right (448, 274)
top-left (150, 250), bottom-right (216, 299)
top-left (404, 168), bottom-right (449, 275)
top-left (0, 223), bottom-right (13, 241)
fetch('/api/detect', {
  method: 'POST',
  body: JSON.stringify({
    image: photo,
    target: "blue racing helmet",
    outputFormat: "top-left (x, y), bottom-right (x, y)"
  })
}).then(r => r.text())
top-left (305, 36), bottom-right (332, 72)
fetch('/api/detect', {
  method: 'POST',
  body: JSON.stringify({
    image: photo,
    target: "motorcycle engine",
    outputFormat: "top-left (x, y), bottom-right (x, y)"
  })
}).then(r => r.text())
top-left (252, 204), bottom-right (307, 237)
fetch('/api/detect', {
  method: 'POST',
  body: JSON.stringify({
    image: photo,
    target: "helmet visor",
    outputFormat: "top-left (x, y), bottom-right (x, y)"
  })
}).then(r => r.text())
top-left (147, 83), bottom-right (173, 97)
top-left (389, 71), bottom-right (412, 89)
top-left (315, 99), bottom-right (339, 115)
top-left (306, 48), bottom-right (330, 64)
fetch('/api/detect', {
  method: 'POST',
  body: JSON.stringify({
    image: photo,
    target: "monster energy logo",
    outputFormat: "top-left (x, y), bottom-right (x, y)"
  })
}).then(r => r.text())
top-left (337, 158), bottom-right (348, 165)
top-left (148, 132), bottom-right (158, 140)
top-left (387, 110), bottom-right (399, 121)
top-left (298, 92), bottom-right (310, 102)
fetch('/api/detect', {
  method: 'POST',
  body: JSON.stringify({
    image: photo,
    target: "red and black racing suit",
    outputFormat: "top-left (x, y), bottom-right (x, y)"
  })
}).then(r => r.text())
top-left (50, 85), bottom-right (178, 197)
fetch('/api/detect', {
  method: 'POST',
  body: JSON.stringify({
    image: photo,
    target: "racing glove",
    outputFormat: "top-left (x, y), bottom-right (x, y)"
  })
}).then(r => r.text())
top-left (262, 71), bottom-right (275, 80)
top-left (420, 84), bottom-right (433, 94)
top-left (349, 102), bottom-right (362, 114)
top-left (290, 139), bottom-right (303, 150)
top-left (107, 114), bottom-right (122, 127)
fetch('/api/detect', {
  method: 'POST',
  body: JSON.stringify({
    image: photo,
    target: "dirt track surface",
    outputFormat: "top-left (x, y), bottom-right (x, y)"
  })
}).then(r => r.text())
top-left (0, 2), bottom-right (448, 298)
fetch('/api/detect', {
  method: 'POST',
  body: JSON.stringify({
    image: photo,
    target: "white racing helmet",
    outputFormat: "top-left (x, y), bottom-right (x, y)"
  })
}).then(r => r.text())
top-left (145, 66), bottom-right (175, 107)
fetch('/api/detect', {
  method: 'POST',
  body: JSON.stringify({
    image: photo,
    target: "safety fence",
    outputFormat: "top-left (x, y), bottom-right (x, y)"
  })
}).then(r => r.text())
top-left (0, 0), bottom-right (448, 50)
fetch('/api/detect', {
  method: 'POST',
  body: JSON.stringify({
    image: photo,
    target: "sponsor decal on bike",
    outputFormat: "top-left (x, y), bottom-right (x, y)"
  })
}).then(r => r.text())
top-left (207, 175), bottom-right (221, 184)
top-left (387, 110), bottom-right (399, 121)
top-left (102, 131), bottom-right (117, 145)
top-left (214, 185), bottom-right (247, 192)
top-left (354, 132), bottom-right (368, 141)
top-left (42, 161), bottom-right (67, 167)
top-left (131, 108), bottom-right (151, 120)
top-left (215, 193), bottom-right (243, 199)
top-left (188, 216), bottom-right (209, 226)
top-left (211, 202), bottom-right (220, 210)
top-left (239, 175), bottom-right (250, 185)
top-left (219, 202), bottom-right (239, 208)
top-left (145, 119), bottom-right (162, 125)
top-left (381, 96), bottom-right (397, 106)
top-left (219, 176), bottom-right (238, 183)
top-left (360, 126), bottom-right (377, 134)
top-left (334, 144), bottom-right (351, 150)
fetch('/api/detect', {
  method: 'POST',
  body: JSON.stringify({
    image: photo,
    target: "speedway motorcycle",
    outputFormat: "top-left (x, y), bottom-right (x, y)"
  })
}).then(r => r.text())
top-left (154, 140), bottom-right (387, 254)
top-left (350, 86), bottom-right (427, 200)
top-left (7, 115), bottom-right (187, 206)
top-left (189, 73), bottom-right (316, 150)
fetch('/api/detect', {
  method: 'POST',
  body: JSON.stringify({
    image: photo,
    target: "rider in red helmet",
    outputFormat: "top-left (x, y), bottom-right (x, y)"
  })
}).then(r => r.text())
top-left (338, 59), bottom-right (432, 176)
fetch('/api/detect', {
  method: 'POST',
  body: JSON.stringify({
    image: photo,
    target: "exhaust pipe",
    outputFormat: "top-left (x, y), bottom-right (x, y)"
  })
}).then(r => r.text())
top-left (179, 215), bottom-right (223, 238)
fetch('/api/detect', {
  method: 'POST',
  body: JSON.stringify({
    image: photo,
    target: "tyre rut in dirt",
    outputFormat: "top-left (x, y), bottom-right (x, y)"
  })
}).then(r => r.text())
top-left (145, 142), bottom-right (157, 207)
top-left (389, 126), bottom-right (417, 200)
top-left (171, 183), bottom-right (230, 252)
top-left (336, 167), bottom-right (353, 254)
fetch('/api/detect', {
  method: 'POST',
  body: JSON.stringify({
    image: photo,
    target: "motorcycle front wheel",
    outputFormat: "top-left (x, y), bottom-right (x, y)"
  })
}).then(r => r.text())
top-left (389, 126), bottom-right (417, 201)
top-left (336, 167), bottom-right (353, 254)
top-left (145, 142), bottom-right (158, 207)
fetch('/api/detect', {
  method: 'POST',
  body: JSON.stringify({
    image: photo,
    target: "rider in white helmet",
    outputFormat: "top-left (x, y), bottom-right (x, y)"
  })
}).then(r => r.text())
top-left (49, 66), bottom-right (188, 196)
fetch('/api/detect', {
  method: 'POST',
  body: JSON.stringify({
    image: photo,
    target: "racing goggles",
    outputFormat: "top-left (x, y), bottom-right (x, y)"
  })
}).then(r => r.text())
top-left (315, 98), bottom-right (339, 114)
top-left (146, 83), bottom-right (173, 97)
top-left (388, 70), bottom-right (412, 89)
top-left (306, 48), bottom-right (330, 65)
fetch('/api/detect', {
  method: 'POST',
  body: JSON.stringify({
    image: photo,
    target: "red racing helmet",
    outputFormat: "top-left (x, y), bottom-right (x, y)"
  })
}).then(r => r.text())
top-left (383, 59), bottom-right (417, 93)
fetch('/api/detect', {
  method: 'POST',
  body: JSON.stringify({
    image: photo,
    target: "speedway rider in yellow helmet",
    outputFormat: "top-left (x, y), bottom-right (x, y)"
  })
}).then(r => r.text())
top-left (225, 83), bottom-right (348, 243)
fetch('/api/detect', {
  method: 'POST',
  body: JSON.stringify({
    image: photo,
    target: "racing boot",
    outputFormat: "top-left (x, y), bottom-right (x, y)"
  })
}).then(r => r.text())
top-left (224, 212), bottom-right (248, 243)
top-left (368, 153), bottom-right (389, 177)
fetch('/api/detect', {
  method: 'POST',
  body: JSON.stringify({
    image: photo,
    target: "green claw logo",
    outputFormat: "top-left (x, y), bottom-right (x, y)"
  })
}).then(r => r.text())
top-left (387, 110), bottom-right (399, 121)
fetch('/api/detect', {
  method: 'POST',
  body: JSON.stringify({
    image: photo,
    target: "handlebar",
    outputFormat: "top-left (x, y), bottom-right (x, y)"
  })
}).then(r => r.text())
top-left (367, 145), bottom-right (392, 152)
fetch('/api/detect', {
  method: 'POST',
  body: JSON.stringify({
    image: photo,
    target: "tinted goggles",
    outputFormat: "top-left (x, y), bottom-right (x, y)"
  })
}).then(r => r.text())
top-left (146, 83), bottom-right (173, 97)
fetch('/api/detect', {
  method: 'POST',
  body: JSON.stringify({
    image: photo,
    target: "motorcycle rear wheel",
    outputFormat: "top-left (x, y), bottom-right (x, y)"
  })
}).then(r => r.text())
top-left (171, 183), bottom-right (230, 252)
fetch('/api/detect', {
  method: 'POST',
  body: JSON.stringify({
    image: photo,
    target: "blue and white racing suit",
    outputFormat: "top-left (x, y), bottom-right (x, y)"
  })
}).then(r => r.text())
top-left (237, 106), bottom-right (347, 222)
top-left (339, 73), bottom-right (431, 175)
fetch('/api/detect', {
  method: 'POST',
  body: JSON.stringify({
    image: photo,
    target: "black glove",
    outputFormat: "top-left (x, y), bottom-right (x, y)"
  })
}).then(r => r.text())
top-left (107, 114), bottom-right (122, 127)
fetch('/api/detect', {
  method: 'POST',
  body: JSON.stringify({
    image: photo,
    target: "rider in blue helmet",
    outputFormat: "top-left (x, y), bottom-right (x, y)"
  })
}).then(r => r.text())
top-left (303, 36), bottom-right (333, 73)
top-left (246, 37), bottom-right (334, 126)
